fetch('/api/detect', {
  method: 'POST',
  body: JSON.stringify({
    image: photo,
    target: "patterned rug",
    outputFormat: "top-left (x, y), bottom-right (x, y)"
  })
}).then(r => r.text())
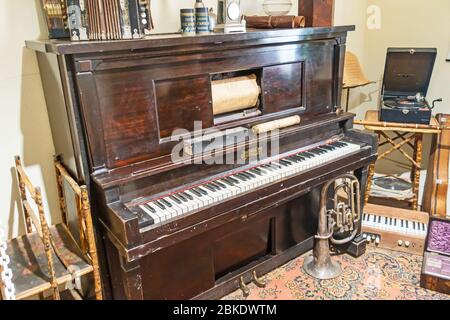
top-left (223, 247), bottom-right (450, 300)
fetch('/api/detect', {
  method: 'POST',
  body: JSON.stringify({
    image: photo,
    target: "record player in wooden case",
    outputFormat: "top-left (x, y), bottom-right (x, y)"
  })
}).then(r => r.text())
top-left (379, 48), bottom-right (438, 125)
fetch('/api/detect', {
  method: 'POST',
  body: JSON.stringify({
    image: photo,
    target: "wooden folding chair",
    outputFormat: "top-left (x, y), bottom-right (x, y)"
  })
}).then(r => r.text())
top-left (1, 156), bottom-right (102, 300)
top-left (54, 157), bottom-right (103, 300)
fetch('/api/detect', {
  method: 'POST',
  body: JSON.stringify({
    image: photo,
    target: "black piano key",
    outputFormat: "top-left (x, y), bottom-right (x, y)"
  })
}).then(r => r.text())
top-left (373, 215), bottom-right (376, 222)
top-left (285, 159), bottom-right (295, 164)
top-left (241, 172), bottom-right (255, 179)
top-left (155, 200), bottom-right (166, 210)
top-left (221, 178), bottom-right (235, 187)
top-left (389, 217), bottom-right (392, 225)
top-left (287, 156), bottom-right (300, 163)
top-left (385, 217), bottom-right (388, 224)
top-left (378, 215), bottom-right (381, 223)
top-left (253, 167), bottom-right (263, 174)
top-left (235, 174), bottom-right (247, 182)
top-left (401, 220), bottom-right (404, 228)
top-left (175, 193), bottom-right (188, 202)
top-left (406, 220), bottom-right (409, 228)
top-left (214, 181), bottom-right (227, 189)
top-left (196, 187), bottom-right (209, 195)
top-left (422, 223), bottom-right (426, 231)
top-left (204, 184), bottom-right (217, 192)
top-left (169, 195), bottom-right (182, 204)
top-left (250, 168), bottom-right (263, 176)
top-left (181, 191), bottom-right (194, 201)
top-left (190, 189), bottom-right (203, 197)
top-left (160, 198), bottom-right (173, 208)
top-left (413, 221), bottom-right (416, 229)
top-left (144, 204), bottom-right (156, 213)
top-left (279, 161), bottom-right (289, 167)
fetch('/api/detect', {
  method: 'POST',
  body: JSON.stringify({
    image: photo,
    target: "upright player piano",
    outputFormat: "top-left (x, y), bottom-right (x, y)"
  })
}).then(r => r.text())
top-left (26, 26), bottom-right (377, 300)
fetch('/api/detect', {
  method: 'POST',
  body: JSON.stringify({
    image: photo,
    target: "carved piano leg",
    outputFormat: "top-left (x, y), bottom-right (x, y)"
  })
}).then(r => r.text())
top-left (104, 236), bottom-right (144, 300)
top-left (120, 257), bottom-right (144, 300)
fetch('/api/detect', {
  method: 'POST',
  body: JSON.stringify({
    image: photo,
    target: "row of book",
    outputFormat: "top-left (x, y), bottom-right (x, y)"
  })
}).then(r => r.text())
top-left (41, 0), bottom-right (154, 41)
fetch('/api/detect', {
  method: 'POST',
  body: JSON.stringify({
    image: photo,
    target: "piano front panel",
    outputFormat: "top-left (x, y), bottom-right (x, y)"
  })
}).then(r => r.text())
top-left (133, 193), bottom-right (317, 300)
top-left (75, 39), bottom-right (338, 172)
top-left (154, 75), bottom-right (214, 139)
top-left (262, 62), bottom-right (304, 114)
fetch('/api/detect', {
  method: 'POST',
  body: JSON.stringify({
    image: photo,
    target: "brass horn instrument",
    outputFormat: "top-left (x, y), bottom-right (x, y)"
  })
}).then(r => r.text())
top-left (303, 174), bottom-right (361, 280)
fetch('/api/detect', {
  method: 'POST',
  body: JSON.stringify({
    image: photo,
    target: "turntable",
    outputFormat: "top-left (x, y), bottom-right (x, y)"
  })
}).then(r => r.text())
top-left (379, 48), bottom-right (438, 125)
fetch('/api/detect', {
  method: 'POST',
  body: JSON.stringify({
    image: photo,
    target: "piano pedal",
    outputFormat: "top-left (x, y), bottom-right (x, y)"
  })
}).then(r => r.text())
top-left (239, 276), bottom-right (250, 297)
top-left (251, 271), bottom-right (266, 288)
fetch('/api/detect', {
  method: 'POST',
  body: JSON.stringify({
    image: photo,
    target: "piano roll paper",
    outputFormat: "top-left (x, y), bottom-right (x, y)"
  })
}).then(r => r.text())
top-left (244, 15), bottom-right (306, 29)
top-left (252, 115), bottom-right (301, 134)
top-left (212, 74), bottom-right (261, 115)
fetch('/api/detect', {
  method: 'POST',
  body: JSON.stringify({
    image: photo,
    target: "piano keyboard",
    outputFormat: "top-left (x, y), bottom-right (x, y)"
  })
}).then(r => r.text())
top-left (362, 213), bottom-right (428, 237)
top-left (137, 140), bottom-right (361, 226)
top-left (361, 204), bottom-right (429, 255)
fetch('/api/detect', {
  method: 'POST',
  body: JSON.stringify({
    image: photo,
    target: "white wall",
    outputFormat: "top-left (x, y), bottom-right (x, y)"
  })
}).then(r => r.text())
top-left (0, 0), bottom-right (59, 240)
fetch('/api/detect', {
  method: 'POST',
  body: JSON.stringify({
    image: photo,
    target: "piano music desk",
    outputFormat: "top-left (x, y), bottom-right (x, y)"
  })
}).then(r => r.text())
top-left (356, 110), bottom-right (440, 210)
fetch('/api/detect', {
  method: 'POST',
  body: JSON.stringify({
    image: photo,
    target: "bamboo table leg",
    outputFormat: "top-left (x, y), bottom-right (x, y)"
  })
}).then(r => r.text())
top-left (364, 131), bottom-right (380, 206)
top-left (411, 133), bottom-right (423, 210)
top-left (365, 163), bottom-right (376, 205)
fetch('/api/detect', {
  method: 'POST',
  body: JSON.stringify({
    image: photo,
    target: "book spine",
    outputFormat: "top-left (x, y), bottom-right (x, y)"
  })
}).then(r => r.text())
top-left (66, 0), bottom-right (89, 41)
top-left (128, 0), bottom-right (142, 39)
top-left (118, 0), bottom-right (132, 39)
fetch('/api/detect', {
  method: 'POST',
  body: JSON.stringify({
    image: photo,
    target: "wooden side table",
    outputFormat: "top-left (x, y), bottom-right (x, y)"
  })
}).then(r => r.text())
top-left (355, 110), bottom-right (441, 210)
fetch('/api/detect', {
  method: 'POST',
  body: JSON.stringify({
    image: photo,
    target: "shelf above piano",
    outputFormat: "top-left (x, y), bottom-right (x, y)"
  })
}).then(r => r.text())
top-left (25, 26), bottom-right (355, 55)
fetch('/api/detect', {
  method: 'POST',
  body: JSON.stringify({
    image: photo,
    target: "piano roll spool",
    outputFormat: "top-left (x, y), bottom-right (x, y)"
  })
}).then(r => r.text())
top-left (252, 116), bottom-right (301, 134)
top-left (212, 74), bottom-right (261, 115)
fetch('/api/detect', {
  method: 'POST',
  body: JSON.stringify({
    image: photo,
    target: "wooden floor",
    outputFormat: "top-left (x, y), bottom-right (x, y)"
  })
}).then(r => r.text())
top-left (223, 246), bottom-right (450, 300)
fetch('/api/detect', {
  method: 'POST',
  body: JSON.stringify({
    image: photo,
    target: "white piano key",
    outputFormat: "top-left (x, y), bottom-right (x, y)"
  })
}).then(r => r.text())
top-left (139, 141), bottom-right (364, 226)
top-left (140, 204), bottom-right (161, 224)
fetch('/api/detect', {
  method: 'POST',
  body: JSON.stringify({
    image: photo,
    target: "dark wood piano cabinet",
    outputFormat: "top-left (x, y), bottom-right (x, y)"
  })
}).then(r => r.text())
top-left (27, 26), bottom-right (377, 300)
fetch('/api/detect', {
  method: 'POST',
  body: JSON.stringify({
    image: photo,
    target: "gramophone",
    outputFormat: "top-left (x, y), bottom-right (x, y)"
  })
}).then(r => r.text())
top-left (215, 0), bottom-right (246, 33)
